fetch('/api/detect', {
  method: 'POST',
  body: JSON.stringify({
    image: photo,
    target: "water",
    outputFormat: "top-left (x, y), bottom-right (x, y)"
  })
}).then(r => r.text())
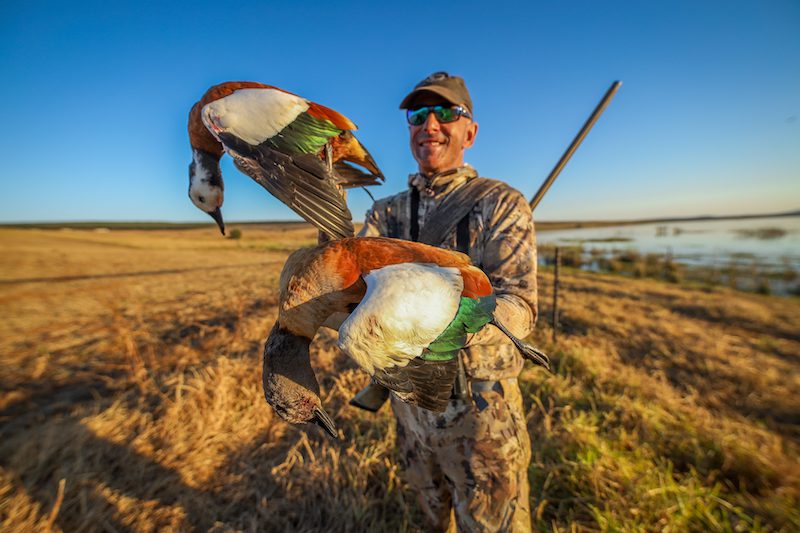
top-left (536, 215), bottom-right (800, 295)
top-left (538, 216), bottom-right (800, 270)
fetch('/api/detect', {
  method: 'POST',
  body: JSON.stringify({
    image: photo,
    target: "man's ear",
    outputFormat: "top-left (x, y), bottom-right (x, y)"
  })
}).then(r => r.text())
top-left (463, 121), bottom-right (479, 149)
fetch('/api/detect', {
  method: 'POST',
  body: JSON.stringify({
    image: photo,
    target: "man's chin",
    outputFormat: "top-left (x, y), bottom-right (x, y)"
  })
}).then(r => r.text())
top-left (414, 152), bottom-right (449, 173)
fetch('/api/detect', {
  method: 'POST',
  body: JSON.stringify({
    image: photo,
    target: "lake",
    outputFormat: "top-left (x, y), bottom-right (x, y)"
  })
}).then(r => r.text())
top-left (536, 215), bottom-right (800, 294)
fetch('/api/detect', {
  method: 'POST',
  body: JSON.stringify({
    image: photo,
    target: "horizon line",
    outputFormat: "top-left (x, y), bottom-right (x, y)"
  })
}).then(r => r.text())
top-left (1, 208), bottom-right (798, 228)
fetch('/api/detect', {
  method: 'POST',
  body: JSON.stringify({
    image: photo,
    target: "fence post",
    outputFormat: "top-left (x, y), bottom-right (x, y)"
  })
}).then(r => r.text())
top-left (553, 247), bottom-right (560, 343)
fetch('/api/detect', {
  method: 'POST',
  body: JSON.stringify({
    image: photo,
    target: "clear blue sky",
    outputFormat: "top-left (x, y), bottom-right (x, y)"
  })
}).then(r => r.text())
top-left (1, 0), bottom-right (797, 223)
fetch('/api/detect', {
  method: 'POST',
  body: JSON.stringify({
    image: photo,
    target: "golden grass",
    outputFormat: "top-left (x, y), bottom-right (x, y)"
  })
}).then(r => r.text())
top-left (1, 226), bottom-right (798, 531)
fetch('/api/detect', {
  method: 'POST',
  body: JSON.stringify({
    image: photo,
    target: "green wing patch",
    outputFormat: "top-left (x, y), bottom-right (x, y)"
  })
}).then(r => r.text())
top-left (423, 295), bottom-right (496, 361)
top-left (265, 112), bottom-right (342, 155)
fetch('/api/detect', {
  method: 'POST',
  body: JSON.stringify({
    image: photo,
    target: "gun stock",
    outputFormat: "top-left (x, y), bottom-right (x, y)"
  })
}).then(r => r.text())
top-left (349, 381), bottom-right (391, 412)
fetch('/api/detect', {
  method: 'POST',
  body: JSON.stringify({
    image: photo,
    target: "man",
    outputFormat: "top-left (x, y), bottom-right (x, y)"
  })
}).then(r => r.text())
top-left (358, 72), bottom-right (538, 532)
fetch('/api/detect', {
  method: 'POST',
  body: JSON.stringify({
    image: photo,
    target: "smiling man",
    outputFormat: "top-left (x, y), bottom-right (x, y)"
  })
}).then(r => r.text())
top-left (358, 72), bottom-right (538, 532)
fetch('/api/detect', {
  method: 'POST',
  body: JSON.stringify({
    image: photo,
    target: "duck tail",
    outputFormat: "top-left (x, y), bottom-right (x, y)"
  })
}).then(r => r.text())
top-left (490, 317), bottom-right (552, 372)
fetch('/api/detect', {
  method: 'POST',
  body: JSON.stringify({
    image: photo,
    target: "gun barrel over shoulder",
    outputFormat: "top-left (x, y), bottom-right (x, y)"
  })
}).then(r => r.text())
top-left (529, 80), bottom-right (621, 211)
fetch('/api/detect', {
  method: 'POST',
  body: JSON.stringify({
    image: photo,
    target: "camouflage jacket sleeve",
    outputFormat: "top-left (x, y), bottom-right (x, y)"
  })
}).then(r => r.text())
top-left (467, 186), bottom-right (537, 346)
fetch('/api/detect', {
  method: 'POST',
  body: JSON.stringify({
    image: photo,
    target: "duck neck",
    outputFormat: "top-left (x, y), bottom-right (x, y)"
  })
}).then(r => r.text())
top-left (262, 322), bottom-right (319, 396)
top-left (191, 148), bottom-right (223, 188)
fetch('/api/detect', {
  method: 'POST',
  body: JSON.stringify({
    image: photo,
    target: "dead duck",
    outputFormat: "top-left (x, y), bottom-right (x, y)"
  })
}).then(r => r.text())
top-left (263, 237), bottom-right (550, 438)
top-left (187, 81), bottom-right (383, 237)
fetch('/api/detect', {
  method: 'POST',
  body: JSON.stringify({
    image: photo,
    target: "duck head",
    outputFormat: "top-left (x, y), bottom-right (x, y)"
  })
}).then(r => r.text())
top-left (262, 322), bottom-right (338, 439)
top-left (188, 149), bottom-right (225, 235)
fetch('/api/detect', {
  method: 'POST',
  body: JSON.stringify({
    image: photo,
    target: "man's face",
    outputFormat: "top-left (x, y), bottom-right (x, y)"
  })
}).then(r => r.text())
top-left (408, 94), bottom-right (478, 176)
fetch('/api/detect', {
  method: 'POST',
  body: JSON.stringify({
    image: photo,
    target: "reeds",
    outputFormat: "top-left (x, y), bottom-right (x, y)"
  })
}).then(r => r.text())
top-left (539, 244), bottom-right (800, 296)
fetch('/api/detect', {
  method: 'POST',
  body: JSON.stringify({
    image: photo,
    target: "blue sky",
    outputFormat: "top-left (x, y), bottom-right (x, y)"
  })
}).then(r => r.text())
top-left (0, 0), bottom-right (797, 223)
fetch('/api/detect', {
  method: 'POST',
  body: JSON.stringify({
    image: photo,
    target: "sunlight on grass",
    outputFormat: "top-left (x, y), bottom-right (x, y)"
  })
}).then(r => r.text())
top-left (1, 228), bottom-right (798, 531)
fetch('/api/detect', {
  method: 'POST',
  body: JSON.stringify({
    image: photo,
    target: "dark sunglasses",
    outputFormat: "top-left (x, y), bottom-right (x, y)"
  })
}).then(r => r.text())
top-left (406, 105), bottom-right (472, 126)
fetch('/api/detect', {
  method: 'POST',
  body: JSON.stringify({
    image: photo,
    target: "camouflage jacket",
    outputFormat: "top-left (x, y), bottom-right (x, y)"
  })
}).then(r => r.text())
top-left (358, 165), bottom-right (538, 380)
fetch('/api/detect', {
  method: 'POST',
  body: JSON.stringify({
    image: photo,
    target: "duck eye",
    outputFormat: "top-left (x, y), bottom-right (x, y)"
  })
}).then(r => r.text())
top-left (198, 196), bottom-right (206, 203)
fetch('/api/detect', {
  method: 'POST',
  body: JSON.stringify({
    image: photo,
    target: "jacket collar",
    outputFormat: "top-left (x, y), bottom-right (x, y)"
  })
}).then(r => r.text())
top-left (408, 165), bottom-right (479, 197)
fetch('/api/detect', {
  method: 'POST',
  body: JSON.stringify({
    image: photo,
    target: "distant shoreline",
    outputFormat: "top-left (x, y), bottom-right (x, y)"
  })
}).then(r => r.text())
top-left (534, 209), bottom-right (800, 231)
top-left (1, 209), bottom-right (797, 232)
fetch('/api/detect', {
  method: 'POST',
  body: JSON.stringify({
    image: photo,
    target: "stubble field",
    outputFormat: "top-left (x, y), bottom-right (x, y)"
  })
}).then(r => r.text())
top-left (1, 225), bottom-right (798, 532)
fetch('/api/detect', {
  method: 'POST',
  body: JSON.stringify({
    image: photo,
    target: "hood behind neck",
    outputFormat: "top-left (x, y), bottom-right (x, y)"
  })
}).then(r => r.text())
top-left (408, 165), bottom-right (478, 195)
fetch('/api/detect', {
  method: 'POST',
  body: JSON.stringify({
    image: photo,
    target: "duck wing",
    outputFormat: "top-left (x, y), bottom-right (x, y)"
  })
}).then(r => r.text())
top-left (337, 262), bottom-right (466, 410)
top-left (200, 86), bottom-right (364, 239)
top-left (373, 358), bottom-right (458, 412)
top-left (230, 146), bottom-right (354, 240)
top-left (334, 161), bottom-right (384, 189)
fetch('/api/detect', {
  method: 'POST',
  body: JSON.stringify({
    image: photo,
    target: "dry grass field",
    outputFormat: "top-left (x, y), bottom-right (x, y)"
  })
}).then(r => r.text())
top-left (1, 225), bottom-right (798, 532)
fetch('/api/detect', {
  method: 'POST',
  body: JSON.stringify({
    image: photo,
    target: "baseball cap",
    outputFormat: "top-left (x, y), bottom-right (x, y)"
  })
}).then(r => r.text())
top-left (399, 71), bottom-right (473, 115)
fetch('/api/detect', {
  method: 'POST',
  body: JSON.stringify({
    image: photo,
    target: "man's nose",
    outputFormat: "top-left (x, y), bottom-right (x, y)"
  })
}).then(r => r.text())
top-left (423, 112), bottom-right (441, 132)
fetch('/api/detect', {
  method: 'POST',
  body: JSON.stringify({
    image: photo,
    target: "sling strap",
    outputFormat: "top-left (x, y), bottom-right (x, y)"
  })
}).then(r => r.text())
top-left (410, 186), bottom-right (470, 252)
top-left (409, 176), bottom-right (505, 249)
top-left (456, 210), bottom-right (470, 254)
top-left (410, 186), bottom-right (420, 242)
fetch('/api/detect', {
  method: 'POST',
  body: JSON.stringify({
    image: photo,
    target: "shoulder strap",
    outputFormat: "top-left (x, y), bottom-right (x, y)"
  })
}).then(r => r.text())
top-left (410, 187), bottom-right (420, 242)
top-left (456, 215), bottom-right (470, 253)
top-left (410, 186), bottom-right (470, 252)
top-left (416, 177), bottom-right (504, 246)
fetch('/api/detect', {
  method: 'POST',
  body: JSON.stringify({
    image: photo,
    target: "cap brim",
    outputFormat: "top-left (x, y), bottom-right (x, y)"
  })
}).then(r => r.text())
top-left (399, 86), bottom-right (467, 112)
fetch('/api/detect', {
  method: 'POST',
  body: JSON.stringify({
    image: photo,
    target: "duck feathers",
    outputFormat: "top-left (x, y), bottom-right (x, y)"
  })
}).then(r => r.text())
top-left (192, 82), bottom-right (384, 240)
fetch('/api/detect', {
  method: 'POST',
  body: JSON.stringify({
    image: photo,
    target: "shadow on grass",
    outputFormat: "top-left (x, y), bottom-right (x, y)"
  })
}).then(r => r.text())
top-left (2, 414), bottom-right (230, 531)
top-left (1, 396), bottom-right (375, 531)
top-left (1, 327), bottom-right (417, 531)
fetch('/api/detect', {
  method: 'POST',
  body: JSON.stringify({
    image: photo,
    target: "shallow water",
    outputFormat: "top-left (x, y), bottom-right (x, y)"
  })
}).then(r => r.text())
top-left (537, 215), bottom-right (800, 271)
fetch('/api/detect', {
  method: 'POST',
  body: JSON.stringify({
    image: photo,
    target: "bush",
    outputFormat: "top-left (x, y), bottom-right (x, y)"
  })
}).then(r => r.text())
top-left (559, 247), bottom-right (584, 268)
top-left (665, 262), bottom-right (683, 283)
top-left (228, 228), bottom-right (242, 240)
top-left (756, 279), bottom-right (772, 295)
top-left (617, 250), bottom-right (640, 263)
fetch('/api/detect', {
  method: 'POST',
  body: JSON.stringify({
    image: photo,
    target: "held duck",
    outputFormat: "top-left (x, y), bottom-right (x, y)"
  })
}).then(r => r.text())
top-left (262, 237), bottom-right (550, 438)
top-left (187, 81), bottom-right (383, 237)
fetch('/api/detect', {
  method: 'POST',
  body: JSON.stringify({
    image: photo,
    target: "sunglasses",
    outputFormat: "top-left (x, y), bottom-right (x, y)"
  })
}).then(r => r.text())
top-left (406, 105), bottom-right (472, 126)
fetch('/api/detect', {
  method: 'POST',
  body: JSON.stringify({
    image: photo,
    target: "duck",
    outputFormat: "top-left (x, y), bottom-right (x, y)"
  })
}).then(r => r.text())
top-left (187, 81), bottom-right (383, 237)
top-left (262, 236), bottom-right (550, 438)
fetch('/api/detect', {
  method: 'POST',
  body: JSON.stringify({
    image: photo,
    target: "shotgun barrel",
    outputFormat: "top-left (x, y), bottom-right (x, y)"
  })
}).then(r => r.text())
top-left (529, 80), bottom-right (622, 211)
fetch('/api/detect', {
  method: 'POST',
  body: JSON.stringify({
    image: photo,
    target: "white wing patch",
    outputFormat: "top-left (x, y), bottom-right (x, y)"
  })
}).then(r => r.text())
top-left (201, 88), bottom-right (310, 146)
top-left (338, 263), bottom-right (464, 375)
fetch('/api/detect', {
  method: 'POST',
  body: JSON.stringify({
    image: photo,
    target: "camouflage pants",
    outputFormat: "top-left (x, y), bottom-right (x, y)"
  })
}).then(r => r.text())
top-left (392, 377), bottom-right (532, 532)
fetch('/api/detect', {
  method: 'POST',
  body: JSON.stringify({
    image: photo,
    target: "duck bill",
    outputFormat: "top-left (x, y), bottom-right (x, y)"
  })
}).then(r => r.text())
top-left (312, 406), bottom-right (338, 439)
top-left (208, 207), bottom-right (225, 235)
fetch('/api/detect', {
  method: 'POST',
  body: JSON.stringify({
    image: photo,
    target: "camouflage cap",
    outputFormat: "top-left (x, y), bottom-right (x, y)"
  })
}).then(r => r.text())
top-left (399, 71), bottom-right (473, 115)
